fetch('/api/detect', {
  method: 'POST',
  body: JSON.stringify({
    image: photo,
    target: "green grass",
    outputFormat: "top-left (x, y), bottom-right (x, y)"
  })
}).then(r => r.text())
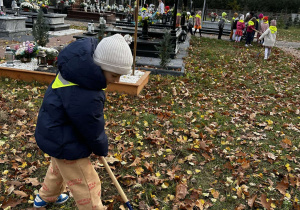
top-left (277, 26), bottom-right (300, 42)
top-left (0, 36), bottom-right (300, 209)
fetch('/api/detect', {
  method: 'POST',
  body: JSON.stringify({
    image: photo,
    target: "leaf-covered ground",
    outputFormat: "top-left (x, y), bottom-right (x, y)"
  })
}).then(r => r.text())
top-left (0, 36), bottom-right (300, 210)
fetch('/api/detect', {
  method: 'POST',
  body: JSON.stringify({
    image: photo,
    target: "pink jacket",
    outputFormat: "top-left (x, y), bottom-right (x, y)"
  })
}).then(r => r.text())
top-left (195, 14), bottom-right (201, 26)
top-left (236, 21), bottom-right (245, 30)
top-left (260, 22), bottom-right (269, 33)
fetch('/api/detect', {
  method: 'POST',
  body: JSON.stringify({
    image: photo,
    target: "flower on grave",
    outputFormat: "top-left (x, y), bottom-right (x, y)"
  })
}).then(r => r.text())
top-left (80, 2), bottom-right (88, 7)
top-left (209, 12), bottom-right (218, 18)
top-left (39, 3), bottom-right (49, 8)
top-left (154, 12), bottom-right (162, 20)
top-left (15, 41), bottom-right (38, 60)
top-left (124, 34), bottom-right (132, 45)
top-left (38, 47), bottom-right (59, 60)
top-left (0, 11), bottom-right (5, 16)
top-left (20, 2), bottom-right (34, 9)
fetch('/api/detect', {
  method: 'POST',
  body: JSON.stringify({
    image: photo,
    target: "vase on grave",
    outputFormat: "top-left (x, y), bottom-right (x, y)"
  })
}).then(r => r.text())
top-left (140, 19), bottom-right (150, 40)
top-left (42, 7), bottom-right (48, 14)
top-left (84, 6), bottom-right (87, 12)
top-left (20, 57), bottom-right (31, 63)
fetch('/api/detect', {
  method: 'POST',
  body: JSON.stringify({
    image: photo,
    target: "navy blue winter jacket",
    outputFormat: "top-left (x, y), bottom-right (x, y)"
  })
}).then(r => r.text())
top-left (35, 38), bottom-right (108, 160)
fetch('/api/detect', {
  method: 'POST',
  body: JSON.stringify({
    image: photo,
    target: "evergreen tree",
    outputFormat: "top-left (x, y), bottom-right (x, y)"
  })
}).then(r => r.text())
top-left (155, 30), bottom-right (174, 69)
top-left (32, 9), bottom-right (50, 47)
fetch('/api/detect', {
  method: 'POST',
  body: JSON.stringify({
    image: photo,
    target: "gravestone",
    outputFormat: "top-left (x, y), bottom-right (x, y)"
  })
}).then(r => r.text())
top-left (0, 16), bottom-right (31, 37)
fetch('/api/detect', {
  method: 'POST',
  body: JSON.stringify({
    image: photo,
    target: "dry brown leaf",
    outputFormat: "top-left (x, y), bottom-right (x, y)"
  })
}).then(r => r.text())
top-left (260, 194), bottom-right (271, 210)
top-left (129, 157), bottom-right (141, 167)
top-left (247, 194), bottom-right (257, 208)
top-left (276, 178), bottom-right (289, 195)
top-left (24, 177), bottom-right (40, 186)
top-left (175, 183), bottom-right (188, 200)
top-left (13, 190), bottom-right (28, 198)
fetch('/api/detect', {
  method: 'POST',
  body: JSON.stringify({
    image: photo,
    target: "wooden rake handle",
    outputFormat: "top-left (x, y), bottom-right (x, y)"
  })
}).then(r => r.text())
top-left (99, 156), bottom-right (133, 210)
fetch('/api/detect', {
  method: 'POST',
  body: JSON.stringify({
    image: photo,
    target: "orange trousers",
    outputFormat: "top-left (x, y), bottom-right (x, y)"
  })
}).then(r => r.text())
top-left (39, 157), bottom-right (105, 210)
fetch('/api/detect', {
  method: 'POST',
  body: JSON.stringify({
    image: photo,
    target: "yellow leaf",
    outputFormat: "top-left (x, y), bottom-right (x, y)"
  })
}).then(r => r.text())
top-left (166, 149), bottom-right (172, 153)
top-left (143, 121), bottom-right (148, 127)
top-left (285, 193), bottom-right (291, 199)
top-left (169, 194), bottom-right (175, 200)
top-left (30, 195), bottom-right (34, 200)
top-left (156, 172), bottom-right (161, 177)
top-left (2, 170), bottom-right (9, 175)
top-left (44, 153), bottom-right (50, 158)
top-left (27, 153), bottom-right (32, 158)
top-left (195, 169), bottom-right (201, 173)
top-left (187, 170), bottom-right (193, 175)
top-left (161, 182), bottom-right (169, 189)
top-left (271, 203), bottom-right (276, 208)
top-left (115, 136), bottom-right (121, 141)
top-left (266, 119), bottom-right (273, 125)
top-left (21, 162), bottom-right (27, 168)
top-left (135, 167), bottom-right (144, 175)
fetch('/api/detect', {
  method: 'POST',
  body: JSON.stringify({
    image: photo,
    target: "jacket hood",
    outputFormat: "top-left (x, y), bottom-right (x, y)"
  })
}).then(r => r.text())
top-left (57, 38), bottom-right (107, 90)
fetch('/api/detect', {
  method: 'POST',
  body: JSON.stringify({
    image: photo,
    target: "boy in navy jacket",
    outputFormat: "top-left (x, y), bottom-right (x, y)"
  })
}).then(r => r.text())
top-left (34, 34), bottom-right (133, 209)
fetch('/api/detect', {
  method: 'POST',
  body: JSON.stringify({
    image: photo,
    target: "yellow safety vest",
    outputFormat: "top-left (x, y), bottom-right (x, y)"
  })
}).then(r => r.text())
top-left (269, 26), bottom-right (277, 34)
top-left (248, 20), bottom-right (254, 26)
top-left (177, 13), bottom-right (181, 16)
top-left (141, 7), bottom-right (147, 12)
top-left (195, 14), bottom-right (201, 19)
top-left (52, 72), bottom-right (106, 91)
top-left (52, 72), bottom-right (78, 89)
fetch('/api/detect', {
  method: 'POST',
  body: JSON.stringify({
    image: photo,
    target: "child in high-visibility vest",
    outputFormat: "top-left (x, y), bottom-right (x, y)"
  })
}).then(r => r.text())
top-left (33, 34), bottom-right (133, 209)
top-left (187, 11), bottom-right (195, 35)
top-left (259, 19), bottom-right (277, 60)
top-left (230, 12), bottom-right (238, 41)
top-left (235, 15), bottom-right (245, 42)
top-left (176, 10), bottom-right (181, 27)
top-left (218, 12), bottom-right (227, 39)
top-left (245, 17), bottom-right (256, 47)
top-left (194, 11), bottom-right (202, 36)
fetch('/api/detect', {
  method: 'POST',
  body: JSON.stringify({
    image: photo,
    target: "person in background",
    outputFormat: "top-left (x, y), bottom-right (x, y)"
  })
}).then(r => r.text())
top-left (259, 16), bottom-right (269, 44)
top-left (230, 12), bottom-right (238, 41)
top-left (257, 13), bottom-right (264, 43)
top-left (245, 17), bottom-right (255, 47)
top-left (235, 14), bottom-right (245, 42)
top-left (33, 34), bottom-right (133, 209)
top-left (157, 0), bottom-right (164, 14)
top-left (232, 14), bottom-right (239, 42)
top-left (176, 9), bottom-right (181, 28)
top-left (141, 3), bottom-right (148, 12)
top-left (218, 12), bottom-right (227, 40)
top-left (187, 11), bottom-right (195, 35)
top-left (194, 11), bottom-right (202, 37)
top-left (164, 5), bottom-right (170, 13)
top-left (259, 19), bottom-right (277, 60)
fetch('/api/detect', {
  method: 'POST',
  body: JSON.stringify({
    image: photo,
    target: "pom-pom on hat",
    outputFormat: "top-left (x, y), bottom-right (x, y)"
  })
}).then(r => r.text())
top-left (270, 20), bottom-right (277, 26)
top-left (263, 16), bottom-right (268, 21)
top-left (258, 13), bottom-right (263, 19)
top-left (93, 34), bottom-right (133, 75)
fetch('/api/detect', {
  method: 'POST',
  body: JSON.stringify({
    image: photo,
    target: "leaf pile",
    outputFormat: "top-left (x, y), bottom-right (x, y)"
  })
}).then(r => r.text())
top-left (0, 36), bottom-right (300, 209)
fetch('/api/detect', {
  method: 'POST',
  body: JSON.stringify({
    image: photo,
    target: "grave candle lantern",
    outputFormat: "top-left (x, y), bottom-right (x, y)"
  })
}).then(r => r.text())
top-left (36, 50), bottom-right (48, 71)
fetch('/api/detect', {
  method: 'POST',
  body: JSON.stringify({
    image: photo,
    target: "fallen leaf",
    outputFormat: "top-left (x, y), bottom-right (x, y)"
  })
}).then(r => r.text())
top-left (175, 183), bottom-right (188, 200)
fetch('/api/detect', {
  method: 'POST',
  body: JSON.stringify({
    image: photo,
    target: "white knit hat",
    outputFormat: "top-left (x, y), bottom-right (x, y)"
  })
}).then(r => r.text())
top-left (93, 34), bottom-right (133, 75)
